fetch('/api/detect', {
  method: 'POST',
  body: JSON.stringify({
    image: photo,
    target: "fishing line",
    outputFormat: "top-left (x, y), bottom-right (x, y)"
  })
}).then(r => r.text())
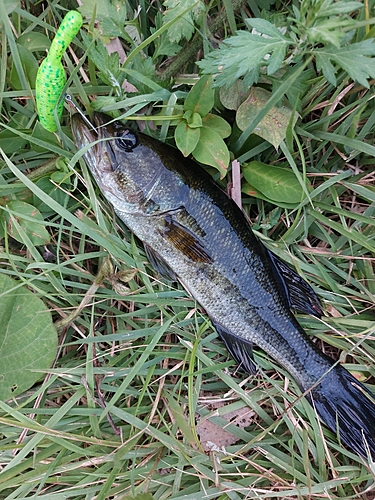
top-left (65, 94), bottom-right (97, 133)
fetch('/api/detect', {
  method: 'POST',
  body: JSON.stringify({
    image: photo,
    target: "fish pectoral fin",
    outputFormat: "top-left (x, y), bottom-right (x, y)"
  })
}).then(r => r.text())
top-left (144, 243), bottom-right (177, 281)
top-left (212, 320), bottom-right (257, 375)
top-left (161, 214), bottom-right (213, 264)
top-left (266, 248), bottom-right (323, 318)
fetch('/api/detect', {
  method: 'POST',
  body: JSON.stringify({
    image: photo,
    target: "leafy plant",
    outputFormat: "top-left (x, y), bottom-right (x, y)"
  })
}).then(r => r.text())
top-left (198, 1), bottom-right (375, 90)
top-left (174, 75), bottom-right (231, 177)
top-left (0, 274), bottom-right (57, 400)
top-left (242, 161), bottom-right (309, 208)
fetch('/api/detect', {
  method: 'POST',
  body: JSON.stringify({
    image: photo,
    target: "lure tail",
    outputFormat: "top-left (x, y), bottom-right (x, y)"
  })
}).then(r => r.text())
top-left (306, 364), bottom-right (375, 459)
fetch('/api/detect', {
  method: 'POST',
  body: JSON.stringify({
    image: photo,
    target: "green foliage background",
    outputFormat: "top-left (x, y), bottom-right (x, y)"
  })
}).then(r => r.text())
top-left (1, 0), bottom-right (375, 498)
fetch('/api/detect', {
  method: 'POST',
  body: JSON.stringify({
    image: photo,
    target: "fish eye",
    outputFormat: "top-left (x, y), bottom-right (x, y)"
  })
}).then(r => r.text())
top-left (115, 130), bottom-right (138, 152)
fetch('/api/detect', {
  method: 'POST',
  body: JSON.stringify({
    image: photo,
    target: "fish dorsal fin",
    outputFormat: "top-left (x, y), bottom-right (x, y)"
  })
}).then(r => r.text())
top-left (161, 214), bottom-right (213, 264)
top-left (211, 320), bottom-right (257, 375)
top-left (144, 243), bottom-right (177, 281)
top-left (266, 248), bottom-right (323, 318)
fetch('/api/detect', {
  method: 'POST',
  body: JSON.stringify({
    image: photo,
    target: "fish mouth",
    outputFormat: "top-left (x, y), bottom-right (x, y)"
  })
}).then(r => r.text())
top-left (71, 112), bottom-right (119, 176)
top-left (72, 113), bottom-right (96, 146)
top-left (71, 112), bottom-right (113, 145)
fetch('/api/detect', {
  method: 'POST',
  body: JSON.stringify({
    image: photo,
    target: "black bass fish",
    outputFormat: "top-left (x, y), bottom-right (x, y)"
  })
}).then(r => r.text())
top-left (72, 111), bottom-right (375, 460)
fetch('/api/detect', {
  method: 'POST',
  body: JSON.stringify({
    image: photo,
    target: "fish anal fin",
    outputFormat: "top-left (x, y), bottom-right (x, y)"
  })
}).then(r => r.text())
top-left (144, 243), bottom-right (177, 281)
top-left (161, 214), bottom-right (213, 264)
top-left (266, 248), bottom-right (323, 318)
top-left (212, 320), bottom-right (257, 375)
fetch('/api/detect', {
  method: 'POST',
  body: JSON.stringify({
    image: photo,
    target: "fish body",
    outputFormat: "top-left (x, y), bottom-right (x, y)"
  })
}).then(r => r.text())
top-left (72, 112), bottom-right (375, 460)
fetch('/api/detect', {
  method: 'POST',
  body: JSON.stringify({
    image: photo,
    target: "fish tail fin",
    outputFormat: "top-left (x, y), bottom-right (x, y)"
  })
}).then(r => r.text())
top-left (306, 364), bottom-right (375, 459)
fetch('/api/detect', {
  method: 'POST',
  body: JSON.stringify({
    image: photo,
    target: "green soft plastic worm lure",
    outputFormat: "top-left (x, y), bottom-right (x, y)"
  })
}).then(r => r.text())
top-left (36, 10), bottom-right (83, 132)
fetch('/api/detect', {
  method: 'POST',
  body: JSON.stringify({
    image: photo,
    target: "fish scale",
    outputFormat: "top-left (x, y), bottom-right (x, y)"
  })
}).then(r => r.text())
top-left (72, 111), bottom-right (375, 461)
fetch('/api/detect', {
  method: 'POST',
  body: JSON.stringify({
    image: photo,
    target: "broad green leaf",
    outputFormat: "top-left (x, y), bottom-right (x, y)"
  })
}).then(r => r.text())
top-left (202, 114), bottom-right (231, 138)
top-left (175, 121), bottom-right (200, 157)
top-left (31, 122), bottom-right (62, 153)
top-left (0, 129), bottom-right (28, 154)
top-left (33, 176), bottom-right (74, 217)
top-left (192, 126), bottom-right (229, 178)
top-left (0, 274), bottom-right (57, 400)
top-left (4, 200), bottom-right (50, 245)
top-left (10, 45), bottom-right (38, 90)
top-left (242, 181), bottom-right (300, 209)
top-left (233, 59), bottom-right (312, 152)
top-left (219, 80), bottom-right (249, 110)
top-left (242, 161), bottom-right (308, 205)
top-left (241, 181), bottom-right (265, 199)
top-left (17, 32), bottom-right (51, 51)
top-left (198, 28), bottom-right (289, 88)
top-left (315, 40), bottom-right (375, 88)
top-left (236, 87), bottom-right (299, 149)
top-left (183, 109), bottom-right (193, 122)
top-left (186, 112), bottom-right (203, 128)
top-left (184, 75), bottom-right (215, 117)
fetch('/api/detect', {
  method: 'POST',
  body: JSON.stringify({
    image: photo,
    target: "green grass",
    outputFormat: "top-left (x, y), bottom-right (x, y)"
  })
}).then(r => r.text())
top-left (1, 1), bottom-right (375, 498)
